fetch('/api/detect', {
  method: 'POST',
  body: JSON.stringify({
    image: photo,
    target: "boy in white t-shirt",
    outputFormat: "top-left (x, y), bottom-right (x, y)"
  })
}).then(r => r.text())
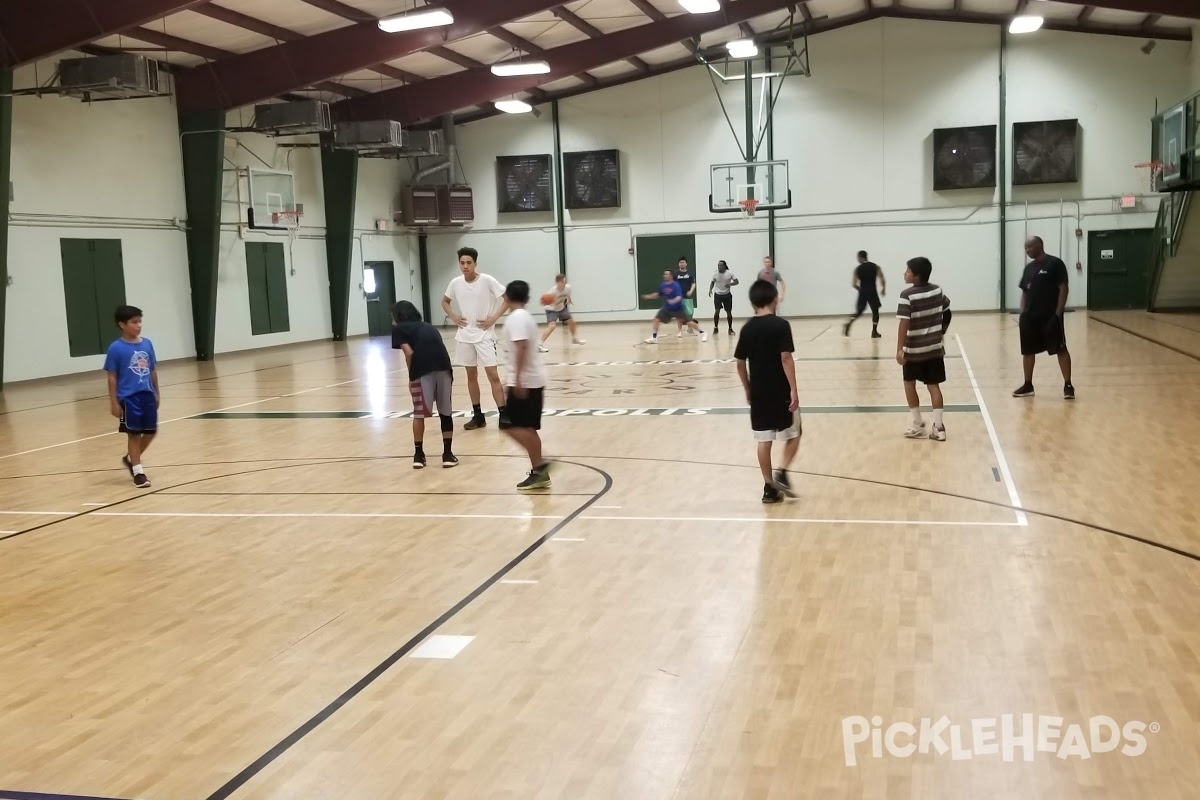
top-left (537, 273), bottom-right (586, 353)
top-left (440, 246), bottom-right (510, 430)
top-left (502, 280), bottom-right (551, 491)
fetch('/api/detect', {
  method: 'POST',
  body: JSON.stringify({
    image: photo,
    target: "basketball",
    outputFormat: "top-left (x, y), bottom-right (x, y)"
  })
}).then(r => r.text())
top-left (540, 292), bottom-right (557, 306)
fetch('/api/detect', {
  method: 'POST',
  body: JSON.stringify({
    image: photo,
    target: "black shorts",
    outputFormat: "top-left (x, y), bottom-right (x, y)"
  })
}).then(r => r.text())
top-left (1019, 314), bottom-right (1067, 356)
top-left (855, 292), bottom-right (881, 314)
top-left (902, 357), bottom-right (946, 385)
top-left (714, 293), bottom-right (733, 312)
top-left (505, 387), bottom-right (544, 430)
top-left (656, 307), bottom-right (692, 323)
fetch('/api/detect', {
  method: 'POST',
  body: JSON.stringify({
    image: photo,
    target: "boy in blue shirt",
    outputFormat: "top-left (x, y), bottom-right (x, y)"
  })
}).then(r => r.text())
top-left (104, 305), bottom-right (159, 488)
top-left (643, 270), bottom-right (707, 343)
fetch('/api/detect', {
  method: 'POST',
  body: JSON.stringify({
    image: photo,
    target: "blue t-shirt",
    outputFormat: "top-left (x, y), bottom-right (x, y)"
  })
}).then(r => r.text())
top-left (659, 281), bottom-right (684, 309)
top-left (675, 271), bottom-right (695, 297)
top-left (104, 338), bottom-right (158, 400)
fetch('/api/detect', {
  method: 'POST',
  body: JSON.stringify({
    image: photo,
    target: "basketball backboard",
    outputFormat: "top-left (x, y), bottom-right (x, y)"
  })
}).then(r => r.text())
top-left (247, 169), bottom-right (299, 230)
top-left (709, 160), bottom-right (791, 214)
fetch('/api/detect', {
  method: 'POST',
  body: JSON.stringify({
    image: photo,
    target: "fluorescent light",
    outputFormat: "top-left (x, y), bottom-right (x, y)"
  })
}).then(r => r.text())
top-left (377, 8), bottom-right (454, 33)
top-left (494, 99), bottom-right (534, 114)
top-left (679, 0), bottom-right (720, 11)
top-left (726, 39), bottom-right (758, 58)
top-left (490, 61), bottom-right (551, 77)
top-left (1008, 15), bottom-right (1043, 34)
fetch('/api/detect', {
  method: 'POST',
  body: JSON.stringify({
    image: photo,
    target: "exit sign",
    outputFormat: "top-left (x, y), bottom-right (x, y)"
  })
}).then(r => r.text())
top-left (1119, 195), bottom-right (1138, 209)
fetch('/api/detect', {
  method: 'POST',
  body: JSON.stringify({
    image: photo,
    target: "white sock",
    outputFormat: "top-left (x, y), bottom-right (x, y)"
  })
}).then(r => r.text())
top-left (132, 464), bottom-right (144, 475)
top-left (911, 408), bottom-right (923, 427)
top-left (933, 409), bottom-right (944, 428)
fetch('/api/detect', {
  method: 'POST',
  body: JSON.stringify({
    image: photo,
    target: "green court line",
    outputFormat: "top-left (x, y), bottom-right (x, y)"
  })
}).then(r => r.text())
top-left (191, 404), bottom-right (980, 421)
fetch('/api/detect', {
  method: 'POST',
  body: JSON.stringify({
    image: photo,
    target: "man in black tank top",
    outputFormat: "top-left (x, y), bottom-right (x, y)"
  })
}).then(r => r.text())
top-left (843, 250), bottom-right (886, 338)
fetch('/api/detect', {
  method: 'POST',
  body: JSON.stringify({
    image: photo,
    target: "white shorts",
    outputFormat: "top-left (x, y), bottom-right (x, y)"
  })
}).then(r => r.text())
top-left (752, 409), bottom-right (803, 442)
top-left (456, 338), bottom-right (499, 368)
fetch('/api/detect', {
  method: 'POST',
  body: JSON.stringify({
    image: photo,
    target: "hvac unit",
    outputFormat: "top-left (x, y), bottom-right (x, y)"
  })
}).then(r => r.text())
top-left (253, 100), bottom-right (331, 135)
top-left (57, 54), bottom-right (165, 100)
top-left (334, 120), bottom-right (404, 150)
top-left (401, 129), bottom-right (444, 157)
top-left (438, 185), bottom-right (475, 225)
top-left (399, 186), bottom-right (440, 226)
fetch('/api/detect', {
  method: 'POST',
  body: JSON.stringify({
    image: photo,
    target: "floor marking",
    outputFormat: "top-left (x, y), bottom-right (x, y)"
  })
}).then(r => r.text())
top-left (992, 467), bottom-right (1002, 483)
top-left (499, 579), bottom-right (539, 585)
top-left (552, 537), bottom-right (586, 541)
top-left (593, 505), bottom-right (622, 509)
top-left (0, 510), bottom-right (76, 516)
top-left (582, 515), bottom-right (1020, 527)
top-left (955, 333), bottom-right (1028, 526)
top-left (92, 511), bottom-right (562, 521)
top-left (81, 502), bottom-right (108, 507)
top-left (408, 634), bottom-right (475, 660)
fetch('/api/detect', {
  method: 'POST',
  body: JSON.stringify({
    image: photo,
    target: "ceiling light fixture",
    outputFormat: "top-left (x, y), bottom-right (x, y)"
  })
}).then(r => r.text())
top-left (377, 7), bottom-right (454, 33)
top-left (679, 0), bottom-right (721, 12)
top-left (495, 99), bottom-right (534, 114)
top-left (490, 61), bottom-right (552, 77)
top-left (1008, 14), bottom-right (1044, 34)
top-left (726, 38), bottom-right (759, 58)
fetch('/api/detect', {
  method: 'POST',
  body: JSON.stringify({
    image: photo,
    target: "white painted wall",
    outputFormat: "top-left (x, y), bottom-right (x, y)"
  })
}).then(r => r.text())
top-left (4, 66), bottom-right (417, 382)
top-left (428, 19), bottom-right (1188, 321)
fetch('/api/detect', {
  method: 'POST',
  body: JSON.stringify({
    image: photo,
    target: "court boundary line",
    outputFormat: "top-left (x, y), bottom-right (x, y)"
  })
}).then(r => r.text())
top-left (955, 333), bottom-right (1028, 526)
top-left (0, 792), bottom-right (132, 800)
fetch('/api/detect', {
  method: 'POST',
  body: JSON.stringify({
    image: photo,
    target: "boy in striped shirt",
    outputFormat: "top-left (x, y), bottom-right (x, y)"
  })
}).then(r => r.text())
top-left (895, 256), bottom-right (951, 442)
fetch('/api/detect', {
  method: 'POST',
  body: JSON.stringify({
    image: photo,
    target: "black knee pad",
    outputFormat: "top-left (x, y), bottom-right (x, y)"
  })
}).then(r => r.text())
top-left (440, 415), bottom-right (454, 433)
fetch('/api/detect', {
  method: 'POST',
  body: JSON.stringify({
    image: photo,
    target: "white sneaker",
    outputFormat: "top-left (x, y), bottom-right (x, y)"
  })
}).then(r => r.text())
top-left (644, 337), bottom-right (658, 344)
top-left (701, 331), bottom-right (709, 342)
top-left (677, 332), bottom-right (683, 338)
top-left (931, 424), bottom-right (946, 442)
top-left (572, 338), bottom-right (587, 345)
top-left (537, 343), bottom-right (550, 353)
top-left (904, 424), bottom-right (928, 439)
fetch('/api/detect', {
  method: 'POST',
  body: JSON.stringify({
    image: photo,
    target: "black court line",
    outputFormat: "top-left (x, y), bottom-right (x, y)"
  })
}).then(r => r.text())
top-left (1091, 315), bottom-right (1200, 363)
top-left (162, 490), bottom-right (598, 497)
top-left (0, 792), bottom-right (131, 800)
top-left (202, 457), bottom-right (613, 800)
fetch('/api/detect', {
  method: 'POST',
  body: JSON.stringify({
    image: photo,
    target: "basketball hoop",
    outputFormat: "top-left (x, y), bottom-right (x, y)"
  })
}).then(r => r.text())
top-left (738, 198), bottom-right (760, 218)
top-left (272, 209), bottom-right (303, 229)
top-left (1134, 161), bottom-right (1164, 194)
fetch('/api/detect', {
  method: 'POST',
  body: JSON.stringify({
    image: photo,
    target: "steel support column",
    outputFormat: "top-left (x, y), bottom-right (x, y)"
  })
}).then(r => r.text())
top-left (552, 100), bottom-right (567, 275)
top-left (320, 142), bottom-right (358, 341)
top-left (178, 110), bottom-right (224, 362)
top-left (0, 69), bottom-right (11, 387)
top-left (999, 28), bottom-right (1008, 312)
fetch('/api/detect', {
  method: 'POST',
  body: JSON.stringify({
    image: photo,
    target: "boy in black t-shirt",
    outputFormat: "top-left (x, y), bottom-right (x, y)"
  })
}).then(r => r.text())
top-left (735, 279), bottom-right (801, 504)
top-left (392, 301), bottom-right (458, 469)
top-left (1013, 236), bottom-right (1075, 400)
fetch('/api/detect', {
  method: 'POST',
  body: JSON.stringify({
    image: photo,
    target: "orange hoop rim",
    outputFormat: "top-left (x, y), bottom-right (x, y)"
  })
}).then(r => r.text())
top-left (738, 198), bottom-right (761, 216)
top-left (271, 210), bottom-right (304, 224)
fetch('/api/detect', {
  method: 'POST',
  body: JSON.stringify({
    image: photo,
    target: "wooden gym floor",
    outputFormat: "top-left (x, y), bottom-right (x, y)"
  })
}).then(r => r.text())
top-left (1, 310), bottom-right (1198, 800)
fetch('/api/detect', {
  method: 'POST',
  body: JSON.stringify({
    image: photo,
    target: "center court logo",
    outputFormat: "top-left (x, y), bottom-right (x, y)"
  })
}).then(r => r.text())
top-left (841, 715), bottom-right (1159, 766)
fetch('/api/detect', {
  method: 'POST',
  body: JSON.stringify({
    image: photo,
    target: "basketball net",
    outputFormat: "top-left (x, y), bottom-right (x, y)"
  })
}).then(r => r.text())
top-left (1134, 162), bottom-right (1164, 194)
top-left (738, 198), bottom-right (760, 219)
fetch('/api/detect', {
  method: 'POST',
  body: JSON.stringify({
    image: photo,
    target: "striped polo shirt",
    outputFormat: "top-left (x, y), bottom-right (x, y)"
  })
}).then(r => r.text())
top-left (897, 283), bottom-right (950, 362)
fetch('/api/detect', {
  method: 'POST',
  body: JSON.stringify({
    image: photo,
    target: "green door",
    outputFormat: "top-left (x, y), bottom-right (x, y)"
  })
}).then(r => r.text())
top-left (61, 238), bottom-right (126, 357)
top-left (1087, 229), bottom-right (1155, 310)
top-left (263, 242), bottom-right (290, 334)
top-left (635, 234), bottom-right (696, 310)
top-left (364, 261), bottom-right (397, 337)
top-left (245, 241), bottom-right (290, 335)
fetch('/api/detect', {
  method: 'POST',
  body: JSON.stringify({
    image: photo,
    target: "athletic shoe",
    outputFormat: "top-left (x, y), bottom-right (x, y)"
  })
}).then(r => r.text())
top-left (121, 455), bottom-right (134, 477)
top-left (772, 469), bottom-right (798, 499)
top-left (930, 425), bottom-right (947, 442)
top-left (572, 338), bottom-right (587, 345)
top-left (442, 453), bottom-right (459, 468)
top-left (728, 329), bottom-right (735, 336)
top-left (1064, 383), bottom-right (1075, 400)
top-left (537, 343), bottom-right (550, 353)
top-left (843, 323), bottom-right (851, 337)
top-left (762, 483), bottom-right (783, 504)
top-left (644, 337), bottom-right (658, 344)
top-left (701, 331), bottom-right (709, 342)
top-left (871, 331), bottom-right (882, 339)
top-left (498, 413), bottom-right (512, 431)
top-left (517, 467), bottom-right (551, 491)
top-left (464, 416), bottom-right (487, 430)
top-left (133, 472), bottom-right (151, 489)
top-left (677, 332), bottom-right (683, 338)
top-left (904, 424), bottom-right (928, 439)
top-left (1012, 383), bottom-right (1035, 398)
top-left (413, 453), bottom-right (426, 469)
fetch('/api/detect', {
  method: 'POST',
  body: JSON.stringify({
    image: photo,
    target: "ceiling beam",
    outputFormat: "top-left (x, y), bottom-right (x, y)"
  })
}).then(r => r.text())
top-left (1142, 14), bottom-right (1163, 28)
top-left (552, 6), bottom-right (650, 73)
top-left (1076, 6), bottom-right (1094, 23)
top-left (489, 27), bottom-right (600, 86)
top-left (0, 0), bottom-right (211, 68)
top-left (1015, 0), bottom-right (1030, 13)
top-left (626, 0), bottom-right (698, 53)
top-left (173, 0), bottom-right (566, 112)
top-left (337, 0), bottom-right (804, 124)
top-left (294, 0), bottom-right (374, 23)
top-left (1051, 0), bottom-right (1200, 19)
top-left (885, 6), bottom-right (1190, 39)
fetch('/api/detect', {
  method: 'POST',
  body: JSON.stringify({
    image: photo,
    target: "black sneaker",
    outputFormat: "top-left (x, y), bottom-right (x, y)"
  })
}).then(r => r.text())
top-left (498, 413), bottom-right (513, 431)
top-left (413, 453), bottom-right (427, 470)
top-left (442, 453), bottom-right (459, 468)
top-left (762, 483), bottom-right (783, 504)
top-left (464, 416), bottom-right (487, 431)
top-left (842, 323), bottom-right (851, 337)
top-left (1064, 383), bottom-right (1075, 400)
top-left (1012, 383), bottom-right (1035, 398)
top-left (133, 472), bottom-right (151, 489)
top-left (517, 468), bottom-right (551, 491)
top-left (871, 331), bottom-right (882, 339)
top-left (772, 469), bottom-right (798, 499)
top-left (728, 329), bottom-right (735, 336)
top-left (122, 455), bottom-right (134, 477)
